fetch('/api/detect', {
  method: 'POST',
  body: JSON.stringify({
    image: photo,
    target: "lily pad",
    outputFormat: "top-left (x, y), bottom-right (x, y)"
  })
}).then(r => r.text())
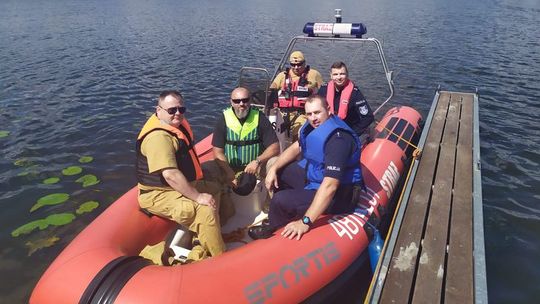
top-left (62, 166), bottom-right (82, 176)
top-left (18, 164), bottom-right (42, 178)
top-left (18, 170), bottom-right (41, 178)
top-left (11, 220), bottom-right (48, 237)
top-left (14, 158), bottom-right (33, 167)
top-left (43, 177), bottom-right (60, 184)
top-left (30, 193), bottom-right (70, 212)
top-left (78, 156), bottom-right (94, 163)
top-left (76, 201), bottom-right (99, 215)
top-left (45, 213), bottom-right (76, 226)
top-left (12, 213), bottom-right (76, 237)
top-left (26, 236), bottom-right (60, 256)
top-left (75, 174), bottom-right (100, 187)
top-left (0, 130), bottom-right (9, 138)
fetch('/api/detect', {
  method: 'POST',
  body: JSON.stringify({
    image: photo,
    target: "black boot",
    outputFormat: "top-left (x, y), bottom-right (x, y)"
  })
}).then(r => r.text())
top-left (248, 224), bottom-right (275, 240)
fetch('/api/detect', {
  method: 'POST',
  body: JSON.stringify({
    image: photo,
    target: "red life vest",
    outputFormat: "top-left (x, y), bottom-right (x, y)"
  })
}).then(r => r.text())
top-left (278, 67), bottom-right (312, 110)
top-left (326, 79), bottom-right (354, 119)
top-left (136, 115), bottom-right (203, 187)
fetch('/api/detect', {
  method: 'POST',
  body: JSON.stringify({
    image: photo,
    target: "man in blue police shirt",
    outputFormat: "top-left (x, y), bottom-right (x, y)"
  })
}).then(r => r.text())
top-left (248, 95), bottom-right (363, 240)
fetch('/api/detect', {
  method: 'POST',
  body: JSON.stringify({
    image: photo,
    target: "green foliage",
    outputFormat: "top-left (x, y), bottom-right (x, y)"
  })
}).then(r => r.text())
top-left (42, 177), bottom-right (60, 184)
top-left (12, 154), bottom-right (103, 242)
top-left (0, 130), bottom-right (9, 138)
top-left (78, 156), bottom-right (94, 163)
top-left (14, 158), bottom-right (33, 167)
top-left (26, 236), bottom-right (60, 256)
top-left (75, 174), bottom-right (100, 187)
top-left (76, 201), bottom-right (99, 214)
top-left (46, 213), bottom-right (76, 226)
top-left (11, 213), bottom-right (76, 237)
top-left (30, 193), bottom-right (70, 212)
top-left (62, 166), bottom-right (82, 176)
top-left (17, 164), bottom-right (42, 179)
top-left (11, 220), bottom-right (48, 237)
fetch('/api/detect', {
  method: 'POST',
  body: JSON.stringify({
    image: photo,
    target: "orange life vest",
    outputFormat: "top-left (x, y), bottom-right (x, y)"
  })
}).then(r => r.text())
top-left (136, 114), bottom-right (203, 187)
top-left (278, 67), bottom-right (313, 110)
top-left (326, 79), bottom-right (354, 119)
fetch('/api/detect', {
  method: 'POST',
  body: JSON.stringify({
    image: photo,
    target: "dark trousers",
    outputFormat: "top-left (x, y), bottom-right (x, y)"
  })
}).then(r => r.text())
top-left (267, 162), bottom-right (356, 230)
top-left (268, 162), bottom-right (314, 229)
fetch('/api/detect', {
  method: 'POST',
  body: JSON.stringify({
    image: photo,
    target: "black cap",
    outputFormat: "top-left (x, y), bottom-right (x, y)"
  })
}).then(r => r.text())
top-left (233, 172), bottom-right (257, 196)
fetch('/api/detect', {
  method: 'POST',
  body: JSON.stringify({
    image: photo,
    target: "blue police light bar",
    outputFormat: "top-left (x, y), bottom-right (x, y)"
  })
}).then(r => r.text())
top-left (303, 22), bottom-right (367, 38)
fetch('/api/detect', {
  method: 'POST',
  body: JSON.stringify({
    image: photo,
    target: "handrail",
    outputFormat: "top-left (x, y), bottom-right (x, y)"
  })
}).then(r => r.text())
top-left (238, 67), bottom-right (272, 114)
top-left (272, 36), bottom-right (394, 115)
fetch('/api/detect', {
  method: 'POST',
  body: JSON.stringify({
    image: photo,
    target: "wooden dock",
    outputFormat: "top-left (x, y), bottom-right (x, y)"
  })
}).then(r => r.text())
top-left (365, 90), bottom-right (487, 303)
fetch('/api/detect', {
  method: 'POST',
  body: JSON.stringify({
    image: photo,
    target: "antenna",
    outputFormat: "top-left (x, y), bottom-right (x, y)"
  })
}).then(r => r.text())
top-left (335, 9), bottom-right (342, 23)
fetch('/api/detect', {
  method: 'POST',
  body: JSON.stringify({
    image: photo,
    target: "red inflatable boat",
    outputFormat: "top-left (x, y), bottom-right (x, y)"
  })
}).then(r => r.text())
top-left (31, 18), bottom-right (422, 304)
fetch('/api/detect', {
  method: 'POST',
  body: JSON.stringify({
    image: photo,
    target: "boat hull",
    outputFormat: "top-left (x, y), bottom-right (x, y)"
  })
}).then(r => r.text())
top-left (30, 106), bottom-right (421, 304)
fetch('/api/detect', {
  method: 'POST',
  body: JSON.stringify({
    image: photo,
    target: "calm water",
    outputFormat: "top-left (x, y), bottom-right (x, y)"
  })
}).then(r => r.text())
top-left (1, 0), bottom-right (539, 302)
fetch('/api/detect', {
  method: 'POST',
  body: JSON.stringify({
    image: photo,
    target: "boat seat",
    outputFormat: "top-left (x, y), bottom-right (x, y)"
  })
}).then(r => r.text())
top-left (162, 226), bottom-right (193, 265)
top-left (138, 209), bottom-right (195, 265)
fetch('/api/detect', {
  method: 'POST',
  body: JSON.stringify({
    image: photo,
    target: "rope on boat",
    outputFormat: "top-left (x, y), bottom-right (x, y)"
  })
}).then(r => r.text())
top-left (376, 119), bottom-right (422, 157)
top-left (221, 217), bottom-right (267, 244)
top-left (222, 228), bottom-right (249, 244)
top-left (363, 146), bottom-right (421, 303)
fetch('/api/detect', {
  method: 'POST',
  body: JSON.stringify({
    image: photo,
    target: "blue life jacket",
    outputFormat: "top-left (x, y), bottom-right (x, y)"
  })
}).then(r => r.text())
top-left (298, 115), bottom-right (362, 190)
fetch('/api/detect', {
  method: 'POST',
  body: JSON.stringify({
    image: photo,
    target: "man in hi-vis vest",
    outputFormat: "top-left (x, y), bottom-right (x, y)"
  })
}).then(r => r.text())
top-left (203, 87), bottom-right (279, 222)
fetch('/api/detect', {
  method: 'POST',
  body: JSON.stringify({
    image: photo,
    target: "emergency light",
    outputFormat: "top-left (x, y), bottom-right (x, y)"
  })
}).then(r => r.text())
top-left (303, 22), bottom-right (367, 38)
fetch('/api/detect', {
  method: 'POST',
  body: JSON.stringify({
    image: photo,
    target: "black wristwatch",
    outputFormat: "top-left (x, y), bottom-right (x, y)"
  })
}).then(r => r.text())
top-left (302, 215), bottom-right (313, 227)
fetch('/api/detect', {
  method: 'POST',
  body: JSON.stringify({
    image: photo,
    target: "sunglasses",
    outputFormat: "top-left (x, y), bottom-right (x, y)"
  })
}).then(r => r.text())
top-left (160, 105), bottom-right (186, 115)
top-left (231, 98), bottom-right (251, 104)
top-left (290, 61), bottom-right (305, 67)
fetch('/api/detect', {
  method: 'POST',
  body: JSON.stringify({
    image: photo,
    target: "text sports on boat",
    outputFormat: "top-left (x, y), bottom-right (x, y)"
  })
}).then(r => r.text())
top-left (31, 10), bottom-right (423, 304)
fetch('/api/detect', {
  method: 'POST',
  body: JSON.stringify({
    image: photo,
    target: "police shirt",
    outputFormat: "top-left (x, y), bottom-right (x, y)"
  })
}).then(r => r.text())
top-left (318, 84), bottom-right (374, 136)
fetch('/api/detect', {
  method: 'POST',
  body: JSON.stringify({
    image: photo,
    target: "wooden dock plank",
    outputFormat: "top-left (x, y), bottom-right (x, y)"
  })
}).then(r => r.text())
top-left (379, 92), bottom-right (451, 303)
top-left (445, 93), bottom-right (474, 303)
top-left (367, 91), bottom-right (481, 304)
top-left (411, 93), bottom-right (461, 303)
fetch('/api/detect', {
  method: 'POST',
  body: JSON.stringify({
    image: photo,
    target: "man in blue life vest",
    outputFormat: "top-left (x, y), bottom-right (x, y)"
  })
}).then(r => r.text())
top-left (137, 90), bottom-right (225, 261)
top-left (248, 95), bottom-right (363, 240)
top-left (270, 51), bottom-right (324, 141)
top-left (203, 87), bottom-right (280, 221)
top-left (317, 61), bottom-right (374, 138)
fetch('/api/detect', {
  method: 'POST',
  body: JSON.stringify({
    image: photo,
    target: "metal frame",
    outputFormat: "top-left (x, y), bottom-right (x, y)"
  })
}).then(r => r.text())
top-left (273, 36), bottom-right (395, 115)
top-left (237, 66), bottom-right (272, 112)
top-left (472, 92), bottom-right (488, 304)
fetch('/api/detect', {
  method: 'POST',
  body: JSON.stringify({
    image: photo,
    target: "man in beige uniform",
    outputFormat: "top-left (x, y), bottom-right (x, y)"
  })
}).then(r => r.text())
top-left (270, 51), bottom-right (323, 141)
top-left (270, 51), bottom-right (323, 91)
top-left (136, 90), bottom-right (225, 261)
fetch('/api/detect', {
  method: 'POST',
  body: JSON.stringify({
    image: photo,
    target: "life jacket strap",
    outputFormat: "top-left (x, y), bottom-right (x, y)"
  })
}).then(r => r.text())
top-left (224, 138), bottom-right (262, 146)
